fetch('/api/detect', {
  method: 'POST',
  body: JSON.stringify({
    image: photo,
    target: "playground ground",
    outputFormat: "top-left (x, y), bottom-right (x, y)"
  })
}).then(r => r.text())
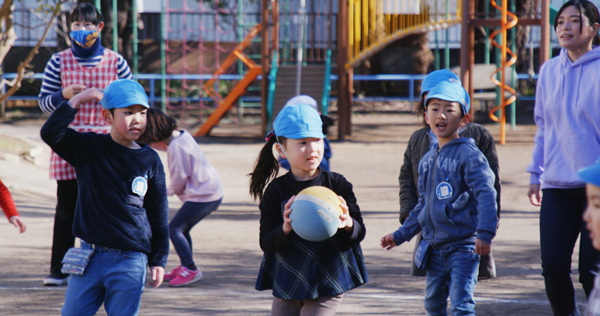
top-left (0, 112), bottom-right (589, 315)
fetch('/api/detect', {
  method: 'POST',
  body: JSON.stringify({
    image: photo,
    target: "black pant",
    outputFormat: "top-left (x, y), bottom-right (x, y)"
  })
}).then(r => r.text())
top-left (49, 180), bottom-right (78, 277)
top-left (540, 188), bottom-right (600, 316)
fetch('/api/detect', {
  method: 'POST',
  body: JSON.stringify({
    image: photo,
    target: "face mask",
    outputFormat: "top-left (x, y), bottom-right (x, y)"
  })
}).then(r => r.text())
top-left (70, 29), bottom-right (99, 49)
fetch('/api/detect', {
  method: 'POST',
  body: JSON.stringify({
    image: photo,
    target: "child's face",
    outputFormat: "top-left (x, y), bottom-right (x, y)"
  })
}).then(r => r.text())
top-left (425, 98), bottom-right (469, 146)
top-left (71, 20), bottom-right (103, 32)
top-left (583, 183), bottom-right (600, 250)
top-left (104, 104), bottom-right (148, 146)
top-left (278, 137), bottom-right (324, 179)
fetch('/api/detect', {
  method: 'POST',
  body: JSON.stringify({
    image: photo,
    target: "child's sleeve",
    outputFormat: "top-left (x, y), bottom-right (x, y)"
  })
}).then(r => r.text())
top-left (475, 126), bottom-right (501, 215)
top-left (38, 54), bottom-right (65, 114)
top-left (464, 150), bottom-right (498, 244)
top-left (399, 132), bottom-right (419, 224)
top-left (393, 165), bottom-right (426, 246)
top-left (40, 101), bottom-right (85, 167)
top-left (0, 179), bottom-right (18, 220)
top-left (258, 185), bottom-right (290, 254)
top-left (144, 160), bottom-right (170, 267)
top-left (335, 175), bottom-right (366, 243)
top-left (526, 65), bottom-right (547, 185)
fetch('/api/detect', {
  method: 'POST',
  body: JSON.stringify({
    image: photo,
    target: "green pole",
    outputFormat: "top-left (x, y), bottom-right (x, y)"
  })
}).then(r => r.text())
top-left (510, 0), bottom-right (516, 129)
top-left (484, 0), bottom-right (490, 64)
top-left (444, 0), bottom-right (449, 68)
top-left (113, 0), bottom-right (118, 52)
top-left (434, 31), bottom-right (440, 70)
top-left (321, 49), bottom-right (332, 115)
top-left (132, 0), bottom-right (138, 79)
top-left (95, 0), bottom-right (101, 13)
top-left (160, 0), bottom-right (166, 112)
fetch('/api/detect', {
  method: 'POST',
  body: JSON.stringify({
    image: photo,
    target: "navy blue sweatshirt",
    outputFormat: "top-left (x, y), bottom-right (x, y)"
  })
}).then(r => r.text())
top-left (40, 102), bottom-right (169, 267)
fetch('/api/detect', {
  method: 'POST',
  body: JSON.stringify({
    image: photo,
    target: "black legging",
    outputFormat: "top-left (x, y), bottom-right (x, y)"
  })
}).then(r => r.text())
top-left (50, 180), bottom-right (78, 276)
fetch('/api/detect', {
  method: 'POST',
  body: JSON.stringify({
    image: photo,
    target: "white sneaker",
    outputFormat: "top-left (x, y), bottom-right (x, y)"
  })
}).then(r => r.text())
top-left (43, 274), bottom-right (69, 286)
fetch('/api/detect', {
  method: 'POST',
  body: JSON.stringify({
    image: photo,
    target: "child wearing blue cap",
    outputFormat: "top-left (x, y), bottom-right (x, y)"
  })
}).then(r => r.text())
top-left (580, 160), bottom-right (600, 316)
top-left (400, 69), bottom-right (500, 280)
top-left (38, 2), bottom-right (133, 286)
top-left (40, 79), bottom-right (169, 316)
top-left (249, 104), bottom-right (368, 315)
top-left (381, 81), bottom-right (498, 315)
top-left (279, 95), bottom-right (334, 171)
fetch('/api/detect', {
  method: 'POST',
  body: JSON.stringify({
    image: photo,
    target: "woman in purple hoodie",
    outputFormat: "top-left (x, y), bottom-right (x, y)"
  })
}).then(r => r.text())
top-left (527, 1), bottom-right (600, 315)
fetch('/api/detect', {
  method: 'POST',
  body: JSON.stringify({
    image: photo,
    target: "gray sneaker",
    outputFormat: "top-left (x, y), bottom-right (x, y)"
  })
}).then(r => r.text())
top-left (43, 274), bottom-right (69, 286)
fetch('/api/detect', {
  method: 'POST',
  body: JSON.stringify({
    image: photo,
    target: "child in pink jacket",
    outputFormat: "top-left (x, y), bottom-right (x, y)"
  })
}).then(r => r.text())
top-left (138, 108), bottom-right (223, 287)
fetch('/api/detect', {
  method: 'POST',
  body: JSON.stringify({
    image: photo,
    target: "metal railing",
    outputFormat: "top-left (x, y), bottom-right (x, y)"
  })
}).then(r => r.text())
top-left (3, 72), bottom-right (538, 105)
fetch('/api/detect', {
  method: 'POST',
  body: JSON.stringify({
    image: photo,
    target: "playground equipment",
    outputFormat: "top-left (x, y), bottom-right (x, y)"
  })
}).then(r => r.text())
top-left (488, 0), bottom-right (518, 145)
top-left (460, 0), bottom-right (550, 145)
top-left (195, 24), bottom-right (263, 137)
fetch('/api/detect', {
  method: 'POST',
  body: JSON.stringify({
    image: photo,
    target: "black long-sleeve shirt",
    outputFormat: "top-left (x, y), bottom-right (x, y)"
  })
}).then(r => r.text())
top-left (256, 170), bottom-right (368, 300)
top-left (41, 102), bottom-right (169, 267)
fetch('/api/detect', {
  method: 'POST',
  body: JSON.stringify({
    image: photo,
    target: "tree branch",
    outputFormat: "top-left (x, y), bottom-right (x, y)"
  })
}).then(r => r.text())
top-left (0, 0), bottom-right (69, 105)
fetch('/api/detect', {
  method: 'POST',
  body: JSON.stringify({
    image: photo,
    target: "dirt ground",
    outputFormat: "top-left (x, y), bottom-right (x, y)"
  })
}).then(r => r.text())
top-left (0, 112), bottom-right (589, 315)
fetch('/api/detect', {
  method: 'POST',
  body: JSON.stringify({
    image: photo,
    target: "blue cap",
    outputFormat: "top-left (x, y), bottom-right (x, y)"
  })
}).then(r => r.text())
top-left (579, 159), bottom-right (600, 187)
top-left (102, 79), bottom-right (150, 110)
top-left (425, 80), bottom-right (471, 115)
top-left (284, 95), bottom-right (319, 112)
top-left (274, 103), bottom-right (324, 139)
top-left (421, 69), bottom-right (460, 96)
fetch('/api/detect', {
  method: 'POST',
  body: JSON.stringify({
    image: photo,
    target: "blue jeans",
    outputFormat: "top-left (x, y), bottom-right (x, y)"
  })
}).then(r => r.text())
top-left (170, 199), bottom-right (222, 267)
top-left (540, 188), bottom-right (600, 316)
top-left (425, 244), bottom-right (480, 316)
top-left (62, 242), bottom-right (148, 316)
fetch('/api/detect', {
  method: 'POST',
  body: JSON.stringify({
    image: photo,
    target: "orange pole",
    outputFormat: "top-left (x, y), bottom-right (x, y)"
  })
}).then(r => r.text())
top-left (488, 0), bottom-right (517, 144)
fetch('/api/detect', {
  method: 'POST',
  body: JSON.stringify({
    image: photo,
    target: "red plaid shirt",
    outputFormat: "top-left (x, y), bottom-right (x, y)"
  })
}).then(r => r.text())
top-left (50, 49), bottom-right (119, 180)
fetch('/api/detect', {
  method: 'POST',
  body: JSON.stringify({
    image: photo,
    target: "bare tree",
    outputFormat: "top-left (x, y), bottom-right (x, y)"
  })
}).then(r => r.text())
top-left (0, 0), bottom-right (69, 118)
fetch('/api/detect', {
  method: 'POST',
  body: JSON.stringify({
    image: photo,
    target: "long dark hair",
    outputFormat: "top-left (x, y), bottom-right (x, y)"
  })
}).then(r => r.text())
top-left (413, 94), bottom-right (427, 126)
top-left (554, 0), bottom-right (600, 46)
top-left (248, 136), bottom-right (287, 201)
top-left (69, 3), bottom-right (103, 25)
top-left (137, 107), bottom-right (178, 144)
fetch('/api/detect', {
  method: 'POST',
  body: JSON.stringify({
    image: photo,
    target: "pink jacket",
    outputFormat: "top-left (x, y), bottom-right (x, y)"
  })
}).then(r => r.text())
top-left (167, 131), bottom-right (223, 203)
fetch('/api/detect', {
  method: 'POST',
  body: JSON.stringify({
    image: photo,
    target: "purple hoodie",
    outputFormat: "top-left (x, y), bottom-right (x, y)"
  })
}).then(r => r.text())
top-left (527, 47), bottom-right (600, 189)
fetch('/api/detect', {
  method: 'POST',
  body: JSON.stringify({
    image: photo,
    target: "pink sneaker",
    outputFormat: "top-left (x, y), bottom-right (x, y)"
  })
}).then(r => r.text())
top-left (169, 267), bottom-right (203, 287)
top-left (163, 266), bottom-right (183, 282)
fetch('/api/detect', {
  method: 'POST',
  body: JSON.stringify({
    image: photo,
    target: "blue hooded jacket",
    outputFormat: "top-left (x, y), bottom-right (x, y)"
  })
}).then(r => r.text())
top-left (393, 138), bottom-right (498, 249)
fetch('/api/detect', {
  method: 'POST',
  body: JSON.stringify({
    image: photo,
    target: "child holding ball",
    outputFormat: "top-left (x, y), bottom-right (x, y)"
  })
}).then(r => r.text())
top-left (249, 104), bottom-right (368, 315)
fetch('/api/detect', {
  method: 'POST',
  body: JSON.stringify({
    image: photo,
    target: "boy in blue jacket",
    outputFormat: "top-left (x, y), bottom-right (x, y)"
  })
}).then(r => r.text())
top-left (381, 80), bottom-right (498, 315)
top-left (40, 79), bottom-right (169, 316)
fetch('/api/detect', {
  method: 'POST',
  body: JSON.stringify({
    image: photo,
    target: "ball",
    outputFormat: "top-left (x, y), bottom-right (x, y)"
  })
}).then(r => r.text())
top-left (290, 186), bottom-right (344, 242)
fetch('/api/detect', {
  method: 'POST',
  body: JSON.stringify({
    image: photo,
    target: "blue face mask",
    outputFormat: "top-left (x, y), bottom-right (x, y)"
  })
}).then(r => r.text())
top-left (70, 29), bottom-right (99, 49)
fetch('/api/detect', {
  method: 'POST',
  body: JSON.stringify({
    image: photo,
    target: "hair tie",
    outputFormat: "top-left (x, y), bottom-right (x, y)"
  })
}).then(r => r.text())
top-left (265, 131), bottom-right (276, 142)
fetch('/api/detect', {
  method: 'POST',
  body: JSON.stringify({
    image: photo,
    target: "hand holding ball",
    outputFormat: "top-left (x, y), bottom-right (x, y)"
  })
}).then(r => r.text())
top-left (289, 186), bottom-right (345, 242)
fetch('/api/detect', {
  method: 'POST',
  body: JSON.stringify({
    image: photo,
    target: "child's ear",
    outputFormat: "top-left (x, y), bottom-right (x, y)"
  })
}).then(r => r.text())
top-left (102, 108), bottom-right (113, 125)
top-left (424, 111), bottom-right (429, 125)
top-left (275, 143), bottom-right (287, 159)
top-left (460, 113), bottom-right (471, 127)
top-left (96, 21), bottom-right (105, 32)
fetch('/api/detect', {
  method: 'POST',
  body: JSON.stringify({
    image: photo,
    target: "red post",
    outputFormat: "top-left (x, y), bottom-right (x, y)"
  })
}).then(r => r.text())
top-left (460, 0), bottom-right (475, 119)
top-left (337, 0), bottom-right (350, 140)
top-left (261, 0), bottom-right (270, 136)
top-left (539, 0), bottom-right (551, 67)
